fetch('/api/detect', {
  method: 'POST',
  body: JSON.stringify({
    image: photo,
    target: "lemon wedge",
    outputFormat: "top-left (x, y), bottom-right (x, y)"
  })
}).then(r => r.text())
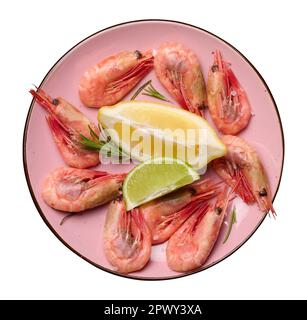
top-left (98, 101), bottom-right (225, 170)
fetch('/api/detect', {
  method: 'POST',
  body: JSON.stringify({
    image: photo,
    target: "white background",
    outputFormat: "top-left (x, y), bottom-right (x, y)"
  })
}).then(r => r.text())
top-left (0, 0), bottom-right (306, 299)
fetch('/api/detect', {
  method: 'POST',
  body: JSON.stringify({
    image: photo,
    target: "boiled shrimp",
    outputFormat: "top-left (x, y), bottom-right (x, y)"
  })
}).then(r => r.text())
top-left (79, 50), bottom-right (154, 108)
top-left (207, 50), bottom-right (251, 134)
top-left (30, 88), bottom-right (100, 169)
top-left (42, 167), bottom-right (126, 212)
top-left (140, 178), bottom-right (222, 244)
top-left (104, 199), bottom-right (151, 274)
top-left (212, 135), bottom-right (275, 215)
top-left (154, 42), bottom-right (207, 115)
top-left (166, 188), bottom-right (231, 272)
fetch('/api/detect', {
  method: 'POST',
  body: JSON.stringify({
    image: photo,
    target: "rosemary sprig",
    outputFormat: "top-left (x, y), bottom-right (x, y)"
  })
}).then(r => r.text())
top-left (131, 80), bottom-right (169, 102)
top-left (80, 126), bottom-right (129, 160)
top-left (130, 80), bottom-right (152, 100)
top-left (223, 207), bottom-right (237, 244)
top-left (143, 82), bottom-right (169, 102)
top-left (60, 213), bottom-right (75, 226)
top-left (79, 134), bottom-right (102, 151)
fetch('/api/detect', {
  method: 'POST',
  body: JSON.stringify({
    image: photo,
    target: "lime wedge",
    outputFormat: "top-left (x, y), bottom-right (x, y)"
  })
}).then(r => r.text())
top-left (123, 157), bottom-right (199, 210)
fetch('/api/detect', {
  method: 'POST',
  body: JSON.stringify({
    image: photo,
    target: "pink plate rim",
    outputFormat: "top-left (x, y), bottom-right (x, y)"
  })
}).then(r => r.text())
top-left (23, 19), bottom-right (285, 281)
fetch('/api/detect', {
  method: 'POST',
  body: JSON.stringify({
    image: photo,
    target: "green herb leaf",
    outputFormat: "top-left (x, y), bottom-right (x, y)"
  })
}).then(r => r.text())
top-left (130, 80), bottom-right (169, 102)
top-left (142, 83), bottom-right (169, 102)
top-left (79, 127), bottom-right (130, 161)
top-left (79, 134), bottom-right (102, 151)
top-left (60, 213), bottom-right (75, 226)
top-left (130, 80), bottom-right (152, 100)
top-left (223, 207), bottom-right (237, 244)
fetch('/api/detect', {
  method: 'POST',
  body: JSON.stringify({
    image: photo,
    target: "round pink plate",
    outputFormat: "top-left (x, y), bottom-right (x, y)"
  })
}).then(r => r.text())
top-left (23, 20), bottom-right (284, 280)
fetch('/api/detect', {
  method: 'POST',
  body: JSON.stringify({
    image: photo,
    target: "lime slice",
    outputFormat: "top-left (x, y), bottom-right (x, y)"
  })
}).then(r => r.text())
top-left (98, 101), bottom-right (226, 170)
top-left (123, 157), bottom-right (199, 210)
